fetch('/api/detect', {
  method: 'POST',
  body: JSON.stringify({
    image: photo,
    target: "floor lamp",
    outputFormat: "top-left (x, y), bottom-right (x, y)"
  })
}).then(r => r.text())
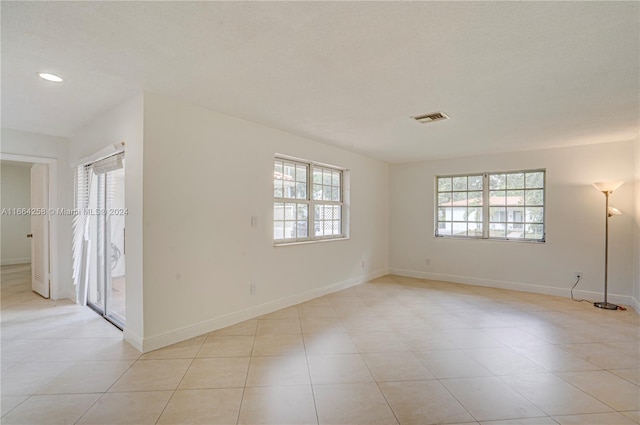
top-left (592, 181), bottom-right (623, 310)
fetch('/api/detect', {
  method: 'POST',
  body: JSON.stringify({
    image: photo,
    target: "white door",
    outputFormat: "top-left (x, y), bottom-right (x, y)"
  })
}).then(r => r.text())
top-left (30, 164), bottom-right (49, 298)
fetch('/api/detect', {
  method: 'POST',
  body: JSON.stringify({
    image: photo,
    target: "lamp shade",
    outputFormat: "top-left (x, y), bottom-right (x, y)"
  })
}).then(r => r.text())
top-left (608, 206), bottom-right (622, 216)
top-left (593, 181), bottom-right (624, 193)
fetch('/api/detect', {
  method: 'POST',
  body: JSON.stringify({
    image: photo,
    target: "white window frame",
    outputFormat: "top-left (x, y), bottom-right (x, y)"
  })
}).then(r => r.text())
top-left (274, 155), bottom-right (346, 244)
top-left (434, 169), bottom-right (546, 242)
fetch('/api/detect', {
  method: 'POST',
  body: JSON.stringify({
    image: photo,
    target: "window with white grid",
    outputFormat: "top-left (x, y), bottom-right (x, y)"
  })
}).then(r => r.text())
top-left (274, 157), bottom-right (344, 243)
top-left (435, 169), bottom-right (545, 242)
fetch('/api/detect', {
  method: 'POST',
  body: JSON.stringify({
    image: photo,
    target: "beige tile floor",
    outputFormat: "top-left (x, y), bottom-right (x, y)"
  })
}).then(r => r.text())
top-left (1, 264), bottom-right (639, 425)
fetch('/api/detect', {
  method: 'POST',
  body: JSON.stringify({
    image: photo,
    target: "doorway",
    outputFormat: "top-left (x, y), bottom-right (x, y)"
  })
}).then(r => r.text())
top-left (83, 154), bottom-right (126, 328)
top-left (0, 158), bottom-right (54, 299)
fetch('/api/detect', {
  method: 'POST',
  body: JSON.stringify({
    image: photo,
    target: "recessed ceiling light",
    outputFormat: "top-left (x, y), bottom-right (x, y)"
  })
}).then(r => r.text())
top-left (38, 72), bottom-right (63, 82)
top-left (411, 112), bottom-right (449, 124)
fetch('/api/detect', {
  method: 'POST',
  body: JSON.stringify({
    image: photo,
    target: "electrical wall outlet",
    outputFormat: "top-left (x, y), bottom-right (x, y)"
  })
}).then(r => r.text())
top-left (574, 272), bottom-right (583, 280)
top-left (361, 260), bottom-right (365, 269)
top-left (250, 283), bottom-right (256, 295)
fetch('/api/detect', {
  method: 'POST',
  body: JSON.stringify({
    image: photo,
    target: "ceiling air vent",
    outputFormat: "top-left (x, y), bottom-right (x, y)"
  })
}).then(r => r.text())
top-left (412, 112), bottom-right (449, 124)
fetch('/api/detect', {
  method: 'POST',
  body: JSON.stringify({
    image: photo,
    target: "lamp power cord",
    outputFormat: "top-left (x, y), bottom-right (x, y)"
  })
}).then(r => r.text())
top-left (570, 276), bottom-right (628, 310)
top-left (570, 276), bottom-right (590, 303)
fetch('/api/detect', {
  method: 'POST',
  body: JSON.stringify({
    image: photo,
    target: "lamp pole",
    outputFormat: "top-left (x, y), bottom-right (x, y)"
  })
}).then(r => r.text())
top-left (594, 190), bottom-right (618, 310)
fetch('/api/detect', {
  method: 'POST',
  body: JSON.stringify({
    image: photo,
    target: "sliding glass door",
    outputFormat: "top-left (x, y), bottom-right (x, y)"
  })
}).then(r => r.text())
top-left (86, 158), bottom-right (126, 328)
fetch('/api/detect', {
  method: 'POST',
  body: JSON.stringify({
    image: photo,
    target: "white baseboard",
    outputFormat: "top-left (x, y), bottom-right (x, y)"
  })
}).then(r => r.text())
top-left (389, 268), bottom-right (635, 307)
top-left (123, 328), bottom-right (144, 352)
top-left (632, 296), bottom-right (640, 315)
top-left (140, 269), bottom-right (388, 353)
top-left (1, 258), bottom-right (31, 266)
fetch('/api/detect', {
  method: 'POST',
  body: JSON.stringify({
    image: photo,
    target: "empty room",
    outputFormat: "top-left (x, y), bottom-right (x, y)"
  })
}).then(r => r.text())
top-left (1, 1), bottom-right (639, 425)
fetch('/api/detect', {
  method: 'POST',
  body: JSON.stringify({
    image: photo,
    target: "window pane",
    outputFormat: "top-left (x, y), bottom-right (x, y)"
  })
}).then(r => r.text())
top-left (438, 207), bottom-right (450, 221)
top-left (506, 190), bottom-right (524, 205)
top-left (526, 189), bottom-right (544, 205)
top-left (284, 221), bottom-right (295, 239)
top-left (452, 222), bottom-right (467, 236)
top-left (296, 165), bottom-right (307, 183)
top-left (453, 177), bottom-right (467, 191)
top-left (323, 186), bottom-right (332, 201)
top-left (297, 204), bottom-right (308, 220)
top-left (468, 207), bottom-right (482, 221)
top-left (490, 223), bottom-right (506, 238)
top-left (274, 221), bottom-right (284, 239)
top-left (284, 164), bottom-right (295, 180)
top-left (274, 161), bottom-right (283, 178)
top-left (333, 221), bottom-right (341, 235)
top-left (468, 175), bottom-right (483, 190)
top-left (507, 227), bottom-right (524, 238)
top-left (490, 207), bottom-right (506, 222)
top-left (453, 192), bottom-right (467, 204)
top-left (507, 207), bottom-right (524, 223)
top-left (331, 187), bottom-right (340, 201)
top-left (332, 171), bottom-right (340, 186)
top-left (274, 180), bottom-right (283, 198)
top-left (333, 206), bottom-right (342, 220)
top-left (284, 181), bottom-right (295, 199)
top-left (468, 222), bottom-right (483, 237)
top-left (438, 193), bottom-right (452, 206)
top-left (525, 224), bottom-right (544, 239)
top-left (313, 169), bottom-right (322, 184)
top-left (297, 221), bottom-right (308, 238)
top-left (526, 172), bottom-right (544, 189)
top-left (438, 222), bottom-right (452, 235)
top-left (274, 203), bottom-right (284, 220)
top-left (322, 205), bottom-right (333, 220)
top-left (490, 174), bottom-right (506, 190)
top-left (324, 221), bottom-right (333, 234)
top-left (525, 207), bottom-right (543, 223)
top-left (438, 177), bottom-right (452, 191)
top-left (313, 184), bottom-right (322, 200)
top-left (452, 207), bottom-right (466, 221)
top-left (490, 191), bottom-right (506, 205)
top-left (322, 170), bottom-right (332, 185)
top-left (507, 173), bottom-right (524, 189)
top-left (296, 183), bottom-right (307, 199)
top-left (468, 191), bottom-right (482, 205)
top-left (314, 221), bottom-right (322, 236)
top-left (284, 203), bottom-right (295, 220)
top-left (315, 205), bottom-right (322, 220)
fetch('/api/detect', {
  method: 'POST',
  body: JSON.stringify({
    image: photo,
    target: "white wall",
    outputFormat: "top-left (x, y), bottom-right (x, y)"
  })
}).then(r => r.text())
top-left (633, 137), bottom-right (640, 312)
top-left (1, 129), bottom-right (71, 299)
top-left (390, 141), bottom-right (636, 305)
top-left (1, 163), bottom-right (32, 265)
top-left (141, 93), bottom-right (389, 350)
top-left (69, 94), bottom-right (144, 348)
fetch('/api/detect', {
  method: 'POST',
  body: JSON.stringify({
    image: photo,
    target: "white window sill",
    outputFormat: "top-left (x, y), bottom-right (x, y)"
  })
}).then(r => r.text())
top-left (274, 237), bottom-right (350, 247)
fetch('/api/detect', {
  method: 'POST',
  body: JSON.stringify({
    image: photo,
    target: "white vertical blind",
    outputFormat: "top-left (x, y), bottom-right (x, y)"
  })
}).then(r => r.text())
top-left (72, 164), bottom-right (93, 305)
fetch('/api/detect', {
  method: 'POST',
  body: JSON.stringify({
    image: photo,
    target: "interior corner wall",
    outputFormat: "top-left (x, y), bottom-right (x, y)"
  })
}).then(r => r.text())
top-left (389, 141), bottom-right (636, 305)
top-left (633, 137), bottom-right (640, 313)
top-left (1, 164), bottom-right (31, 265)
top-left (69, 93), bottom-right (144, 350)
top-left (141, 92), bottom-right (389, 351)
top-left (0, 128), bottom-right (72, 299)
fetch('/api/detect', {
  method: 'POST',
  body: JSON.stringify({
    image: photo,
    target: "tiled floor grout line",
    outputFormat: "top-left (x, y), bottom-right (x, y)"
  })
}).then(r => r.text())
top-left (234, 329), bottom-right (258, 425)
top-left (3, 270), bottom-right (639, 424)
top-left (301, 314), bottom-right (322, 425)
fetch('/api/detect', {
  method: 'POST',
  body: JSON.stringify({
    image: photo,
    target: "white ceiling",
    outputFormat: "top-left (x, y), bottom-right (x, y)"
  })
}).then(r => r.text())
top-left (2, 1), bottom-right (638, 163)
